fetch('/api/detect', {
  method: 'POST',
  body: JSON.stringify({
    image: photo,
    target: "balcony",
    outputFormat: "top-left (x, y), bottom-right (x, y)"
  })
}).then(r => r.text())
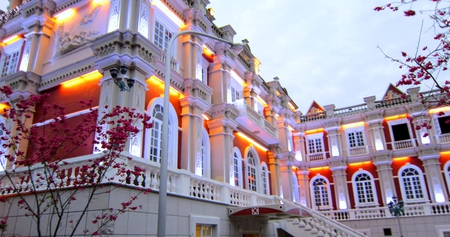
top-left (390, 139), bottom-right (416, 150)
top-left (308, 152), bottom-right (327, 161)
top-left (233, 99), bottom-right (278, 144)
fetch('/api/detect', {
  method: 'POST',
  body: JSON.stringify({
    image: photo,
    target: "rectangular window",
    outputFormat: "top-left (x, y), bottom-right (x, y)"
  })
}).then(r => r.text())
top-left (1, 51), bottom-right (20, 77)
top-left (348, 131), bottom-right (365, 147)
top-left (438, 116), bottom-right (450, 134)
top-left (154, 21), bottom-right (172, 50)
top-left (391, 123), bottom-right (411, 141)
top-left (230, 87), bottom-right (240, 102)
top-left (196, 225), bottom-right (212, 237)
top-left (308, 138), bottom-right (323, 153)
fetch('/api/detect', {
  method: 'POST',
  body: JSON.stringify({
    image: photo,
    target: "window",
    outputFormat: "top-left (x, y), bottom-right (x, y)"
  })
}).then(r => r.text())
top-left (261, 163), bottom-right (270, 195)
top-left (230, 148), bottom-right (243, 187)
top-left (387, 118), bottom-right (415, 149)
top-left (144, 98), bottom-right (178, 167)
top-left (0, 117), bottom-right (7, 171)
top-left (306, 133), bottom-right (325, 161)
top-left (154, 21), bottom-right (172, 50)
top-left (195, 128), bottom-right (210, 177)
top-left (437, 115), bottom-right (450, 134)
top-left (311, 176), bottom-right (332, 210)
top-left (352, 171), bottom-right (378, 207)
top-left (196, 225), bottom-right (212, 237)
top-left (348, 131), bottom-right (365, 147)
top-left (292, 172), bottom-right (300, 203)
top-left (230, 87), bottom-right (240, 102)
top-left (1, 50), bottom-right (20, 77)
top-left (190, 215), bottom-right (219, 237)
top-left (399, 164), bottom-right (428, 202)
top-left (228, 71), bottom-right (244, 104)
top-left (444, 162), bottom-right (450, 198)
top-left (247, 153), bottom-right (257, 192)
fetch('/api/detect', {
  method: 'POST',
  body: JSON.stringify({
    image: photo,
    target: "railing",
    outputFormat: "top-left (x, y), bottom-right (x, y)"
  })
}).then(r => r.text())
top-left (375, 97), bottom-right (412, 108)
top-left (390, 139), bottom-right (416, 150)
top-left (234, 99), bottom-right (278, 138)
top-left (437, 133), bottom-right (450, 143)
top-left (300, 111), bottom-right (326, 122)
top-left (347, 146), bottom-right (369, 156)
top-left (308, 152), bottom-right (326, 161)
top-left (321, 201), bottom-right (450, 221)
top-left (159, 52), bottom-right (179, 71)
top-left (334, 103), bottom-right (368, 116)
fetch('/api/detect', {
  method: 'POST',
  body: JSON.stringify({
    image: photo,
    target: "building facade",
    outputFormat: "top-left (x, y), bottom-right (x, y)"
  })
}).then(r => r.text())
top-left (0, 0), bottom-right (449, 237)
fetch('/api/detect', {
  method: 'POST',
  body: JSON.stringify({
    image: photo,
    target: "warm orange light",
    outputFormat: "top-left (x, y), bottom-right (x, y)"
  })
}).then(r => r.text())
top-left (440, 151), bottom-right (450, 155)
top-left (152, 0), bottom-right (184, 27)
top-left (288, 102), bottom-right (296, 111)
top-left (342, 122), bottom-right (365, 129)
top-left (393, 156), bottom-right (410, 162)
top-left (429, 106), bottom-right (450, 114)
top-left (203, 45), bottom-right (214, 58)
top-left (62, 70), bottom-right (102, 88)
top-left (287, 125), bottom-right (295, 132)
top-left (230, 70), bottom-right (246, 86)
top-left (0, 103), bottom-right (10, 114)
top-left (201, 114), bottom-right (210, 121)
top-left (147, 75), bottom-right (184, 98)
top-left (92, 0), bottom-right (107, 4)
top-left (305, 128), bottom-right (324, 135)
top-left (1, 34), bottom-right (23, 46)
top-left (385, 114), bottom-right (407, 121)
top-left (54, 8), bottom-right (75, 22)
top-left (256, 95), bottom-right (267, 107)
top-left (236, 132), bottom-right (268, 151)
top-left (349, 161), bottom-right (372, 166)
top-left (309, 166), bottom-right (329, 171)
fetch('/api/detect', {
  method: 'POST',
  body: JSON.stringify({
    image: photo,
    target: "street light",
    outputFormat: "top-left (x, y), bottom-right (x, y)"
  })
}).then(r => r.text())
top-left (157, 30), bottom-right (244, 237)
top-left (388, 196), bottom-right (405, 237)
top-left (109, 65), bottom-right (135, 91)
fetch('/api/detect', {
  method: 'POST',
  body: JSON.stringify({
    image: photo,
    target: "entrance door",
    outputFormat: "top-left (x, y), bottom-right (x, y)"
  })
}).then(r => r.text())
top-left (242, 234), bottom-right (259, 237)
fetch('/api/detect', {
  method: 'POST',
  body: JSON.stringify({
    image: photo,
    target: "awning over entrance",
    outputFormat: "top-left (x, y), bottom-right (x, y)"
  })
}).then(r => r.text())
top-left (227, 203), bottom-right (311, 220)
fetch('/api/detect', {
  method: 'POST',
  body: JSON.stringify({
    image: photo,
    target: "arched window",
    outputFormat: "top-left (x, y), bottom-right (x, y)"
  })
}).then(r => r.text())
top-left (444, 162), bottom-right (450, 197)
top-left (399, 164), bottom-right (428, 202)
top-left (261, 162), bottom-right (270, 195)
top-left (292, 172), bottom-right (300, 203)
top-left (230, 147), bottom-right (243, 187)
top-left (195, 127), bottom-right (210, 178)
top-left (247, 153), bottom-right (257, 192)
top-left (352, 170), bottom-right (378, 207)
top-left (144, 98), bottom-right (178, 167)
top-left (310, 176), bottom-right (332, 210)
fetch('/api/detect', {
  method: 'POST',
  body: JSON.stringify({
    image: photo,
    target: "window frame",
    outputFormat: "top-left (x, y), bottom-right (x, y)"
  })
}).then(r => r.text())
top-left (244, 146), bottom-right (260, 193)
top-left (398, 164), bottom-right (428, 203)
top-left (230, 147), bottom-right (243, 188)
top-left (144, 98), bottom-right (178, 167)
top-left (261, 162), bottom-right (270, 195)
top-left (195, 127), bottom-right (210, 178)
top-left (310, 175), bottom-right (333, 210)
top-left (352, 170), bottom-right (379, 208)
top-left (386, 118), bottom-right (415, 149)
top-left (0, 39), bottom-right (24, 77)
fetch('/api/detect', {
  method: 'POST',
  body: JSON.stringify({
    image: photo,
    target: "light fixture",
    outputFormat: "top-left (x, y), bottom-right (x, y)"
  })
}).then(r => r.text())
top-left (109, 65), bottom-right (135, 92)
top-left (388, 196), bottom-right (405, 237)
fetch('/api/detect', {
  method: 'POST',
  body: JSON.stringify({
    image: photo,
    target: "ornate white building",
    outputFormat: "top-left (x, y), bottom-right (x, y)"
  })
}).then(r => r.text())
top-left (0, 0), bottom-right (449, 237)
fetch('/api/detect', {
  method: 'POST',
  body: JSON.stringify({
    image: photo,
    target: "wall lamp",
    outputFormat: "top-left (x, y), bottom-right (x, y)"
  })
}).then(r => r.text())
top-left (110, 65), bottom-right (135, 92)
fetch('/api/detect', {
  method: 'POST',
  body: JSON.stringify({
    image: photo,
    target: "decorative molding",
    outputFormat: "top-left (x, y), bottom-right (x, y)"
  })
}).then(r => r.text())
top-left (55, 23), bottom-right (100, 57)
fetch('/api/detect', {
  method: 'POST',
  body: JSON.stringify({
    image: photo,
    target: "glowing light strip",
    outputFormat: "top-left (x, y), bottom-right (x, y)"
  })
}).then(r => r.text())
top-left (92, 0), bottom-right (107, 4)
top-left (288, 102), bottom-right (296, 111)
top-left (148, 75), bottom-right (185, 97)
top-left (440, 151), bottom-right (450, 155)
top-left (54, 8), bottom-right (75, 21)
top-left (348, 161), bottom-right (372, 166)
top-left (385, 114), bottom-right (407, 121)
top-left (236, 132), bottom-right (268, 151)
top-left (201, 114), bottom-right (210, 121)
top-left (256, 95), bottom-right (267, 106)
top-left (152, 0), bottom-right (184, 27)
top-left (202, 45), bottom-right (214, 58)
top-left (2, 34), bottom-right (22, 45)
top-left (429, 106), bottom-right (450, 114)
top-left (342, 122), bottom-right (365, 129)
top-left (33, 106), bottom-right (99, 127)
top-left (309, 166), bottom-right (329, 171)
top-left (287, 125), bottom-right (295, 132)
top-left (61, 70), bottom-right (102, 88)
top-left (0, 103), bottom-right (10, 113)
top-left (393, 156), bottom-right (409, 162)
top-left (305, 128), bottom-right (324, 134)
top-left (230, 70), bottom-right (246, 86)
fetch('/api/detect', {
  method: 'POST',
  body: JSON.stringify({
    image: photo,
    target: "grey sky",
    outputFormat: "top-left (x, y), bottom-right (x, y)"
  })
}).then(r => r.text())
top-left (0, 2), bottom-right (6, 11)
top-left (209, 0), bottom-right (438, 112)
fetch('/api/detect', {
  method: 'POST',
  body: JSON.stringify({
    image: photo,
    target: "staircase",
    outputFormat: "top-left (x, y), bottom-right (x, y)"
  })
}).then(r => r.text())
top-left (275, 199), bottom-right (367, 237)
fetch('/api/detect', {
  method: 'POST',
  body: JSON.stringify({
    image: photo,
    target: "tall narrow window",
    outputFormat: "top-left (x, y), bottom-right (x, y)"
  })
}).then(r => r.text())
top-left (144, 98), bottom-right (178, 167)
top-left (231, 150), bottom-right (242, 187)
top-left (195, 128), bottom-right (210, 177)
top-left (306, 133), bottom-right (325, 161)
top-left (311, 177), bottom-right (332, 210)
top-left (345, 125), bottom-right (368, 156)
top-left (352, 171), bottom-right (378, 207)
top-left (154, 21), bottom-right (172, 50)
top-left (261, 163), bottom-right (270, 195)
top-left (1, 51), bottom-right (20, 77)
top-left (247, 153), bottom-right (257, 192)
top-left (399, 165), bottom-right (428, 203)
top-left (149, 105), bottom-right (164, 162)
top-left (348, 131), bottom-right (365, 147)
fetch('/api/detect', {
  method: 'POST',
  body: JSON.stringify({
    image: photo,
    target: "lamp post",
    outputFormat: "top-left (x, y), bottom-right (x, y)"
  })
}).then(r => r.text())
top-left (388, 196), bottom-right (405, 237)
top-left (157, 30), bottom-right (244, 237)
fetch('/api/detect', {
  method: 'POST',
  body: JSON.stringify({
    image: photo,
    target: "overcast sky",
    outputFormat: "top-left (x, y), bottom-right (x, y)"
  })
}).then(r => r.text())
top-left (209, 0), bottom-right (439, 112)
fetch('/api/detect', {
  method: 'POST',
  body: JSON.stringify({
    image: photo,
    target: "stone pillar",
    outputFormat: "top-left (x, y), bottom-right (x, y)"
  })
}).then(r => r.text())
top-left (324, 118), bottom-right (342, 157)
top-left (297, 164), bottom-right (310, 207)
top-left (268, 145), bottom-right (282, 196)
top-left (207, 104), bottom-right (239, 182)
top-left (329, 157), bottom-right (350, 210)
top-left (293, 130), bottom-right (305, 162)
top-left (208, 55), bottom-right (231, 104)
top-left (181, 34), bottom-right (203, 80)
top-left (365, 111), bottom-right (386, 151)
top-left (372, 151), bottom-right (396, 205)
top-left (418, 145), bottom-right (448, 203)
top-left (179, 78), bottom-right (211, 174)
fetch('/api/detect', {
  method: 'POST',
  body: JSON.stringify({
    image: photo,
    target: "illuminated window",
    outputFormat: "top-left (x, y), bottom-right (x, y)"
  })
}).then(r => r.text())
top-left (261, 163), bottom-right (270, 195)
top-left (352, 171), bottom-right (378, 207)
top-left (154, 21), bottom-right (172, 50)
top-left (247, 153), bottom-right (257, 192)
top-left (230, 148), bottom-right (243, 187)
top-left (399, 164), bottom-right (428, 202)
top-left (292, 172), bottom-right (300, 203)
top-left (196, 224), bottom-right (213, 237)
top-left (311, 177), bottom-right (332, 210)
top-left (195, 127), bottom-right (210, 177)
top-left (144, 98), bottom-right (178, 167)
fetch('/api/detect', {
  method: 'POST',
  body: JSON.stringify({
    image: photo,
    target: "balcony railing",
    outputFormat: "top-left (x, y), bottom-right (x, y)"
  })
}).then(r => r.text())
top-left (347, 146), bottom-right (369, 156)
top-left (321, 201), bottom-right (450, 221)
top-left (390, 139), bottom-right (416, 150)
top-left (308, 152), bottom-right (327, 161)
top-left (437, 133), bottom-right (450, 143)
